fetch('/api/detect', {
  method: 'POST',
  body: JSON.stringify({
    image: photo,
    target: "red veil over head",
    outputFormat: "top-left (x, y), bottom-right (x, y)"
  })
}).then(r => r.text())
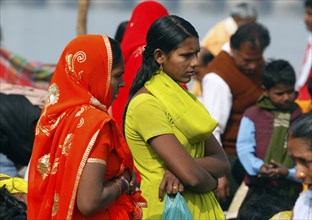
top-left (111, 0), bottom-right (169, 129)
top-left (28, 35), bottom-right (138, 219)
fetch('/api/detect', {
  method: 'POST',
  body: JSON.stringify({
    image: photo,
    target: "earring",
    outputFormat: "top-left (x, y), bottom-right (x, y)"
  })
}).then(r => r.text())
top-left (159, 63), bottom-right (163, 71)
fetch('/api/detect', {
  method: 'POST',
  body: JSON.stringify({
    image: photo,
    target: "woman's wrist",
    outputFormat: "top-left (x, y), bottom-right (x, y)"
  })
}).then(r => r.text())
top-left (113, 179), bottom-right (122, 198)
top-left (113, 176), bottom-right (130, 194)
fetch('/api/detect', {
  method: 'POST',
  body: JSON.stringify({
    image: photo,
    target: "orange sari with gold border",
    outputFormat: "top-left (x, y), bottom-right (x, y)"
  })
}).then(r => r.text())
top-left (28, 35), bottom-right (143, 219)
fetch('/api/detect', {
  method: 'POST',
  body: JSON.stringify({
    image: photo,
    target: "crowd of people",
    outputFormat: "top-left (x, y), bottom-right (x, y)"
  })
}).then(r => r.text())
top-left (0, 0), bottom-right (312, 219)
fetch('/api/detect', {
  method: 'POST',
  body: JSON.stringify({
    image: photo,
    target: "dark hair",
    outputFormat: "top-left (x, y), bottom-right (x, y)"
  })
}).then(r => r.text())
top-left (289, 112), bottom-right (312, 150)
top-left (114, 21), bottom-right (129, 43)
top-left (201, 51), bottom-right (214, 66)
top-left (230, 22), bottom-right (270, 50)
top-left (0, 186), bottom-right (26, 220)
top-left (122, 15), bottom-right (198, 130)
top-left (262, 59), bottom-right (296, 90)
top-left (108, 37), bottom-right (123, 69)
top-left (305, 0), bottom-right (312, 8)
top-left (129, 15), bottom-right (198, 99)
top-left (237, 194), bottom-right (290, 220)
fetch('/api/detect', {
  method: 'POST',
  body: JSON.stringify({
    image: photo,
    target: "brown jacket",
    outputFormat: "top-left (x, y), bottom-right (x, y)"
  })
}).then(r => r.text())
top-left (206, 51), bottom-right (264, 154)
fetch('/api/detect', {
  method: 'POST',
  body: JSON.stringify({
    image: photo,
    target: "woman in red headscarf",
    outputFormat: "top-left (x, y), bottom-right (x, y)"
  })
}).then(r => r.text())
top-left (111, 1), bottom-right (169, 129)
top-left (27, 34), bottom-right (146, 220)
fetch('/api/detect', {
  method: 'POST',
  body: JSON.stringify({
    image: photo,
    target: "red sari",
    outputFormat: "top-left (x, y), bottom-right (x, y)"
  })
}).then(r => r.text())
top-left (27, 35), bottom-right (144, 220)
top-left (111, 0), bottom-right (169, 129)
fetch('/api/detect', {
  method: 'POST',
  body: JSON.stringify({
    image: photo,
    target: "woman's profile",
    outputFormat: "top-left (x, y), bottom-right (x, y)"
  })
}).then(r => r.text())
top-left (124, 15), bottom-right (230, 219)
top-left (27, 34), bottom-right (146, 219)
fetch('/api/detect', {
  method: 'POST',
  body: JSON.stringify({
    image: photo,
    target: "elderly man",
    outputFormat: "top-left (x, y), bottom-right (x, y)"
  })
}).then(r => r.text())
top-left (201, 2), bottom-right (257, 56)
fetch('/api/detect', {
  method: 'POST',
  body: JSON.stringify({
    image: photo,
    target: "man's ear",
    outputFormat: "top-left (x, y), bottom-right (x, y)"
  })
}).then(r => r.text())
top-left (154, 49), bottom-right (164, 65)
top-left (262, 85), bottom-right (269, 96)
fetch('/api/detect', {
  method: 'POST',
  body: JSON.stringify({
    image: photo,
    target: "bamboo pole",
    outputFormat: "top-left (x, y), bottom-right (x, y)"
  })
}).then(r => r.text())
top-left (77, 0), bottom-right (89, 36)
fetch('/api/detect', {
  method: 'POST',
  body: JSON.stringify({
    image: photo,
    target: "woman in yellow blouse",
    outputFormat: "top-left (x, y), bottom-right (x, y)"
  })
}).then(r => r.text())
top-left (124, 15), bottom-right (230, 219)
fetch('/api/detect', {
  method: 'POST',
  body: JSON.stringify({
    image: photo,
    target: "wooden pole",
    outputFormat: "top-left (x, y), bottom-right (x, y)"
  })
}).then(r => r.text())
top-left (77, 0), bottom-right (89, 36)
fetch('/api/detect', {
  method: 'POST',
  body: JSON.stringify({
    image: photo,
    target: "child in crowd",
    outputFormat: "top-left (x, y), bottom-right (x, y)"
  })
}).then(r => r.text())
top-left (236, 59), bottom-right (303, 210)
top-left (236, 194), bottom-right (290, 220)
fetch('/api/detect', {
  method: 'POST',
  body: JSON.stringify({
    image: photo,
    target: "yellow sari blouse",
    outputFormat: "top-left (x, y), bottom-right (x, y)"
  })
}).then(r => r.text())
top-left (125, 71), bottom-right (224, 219)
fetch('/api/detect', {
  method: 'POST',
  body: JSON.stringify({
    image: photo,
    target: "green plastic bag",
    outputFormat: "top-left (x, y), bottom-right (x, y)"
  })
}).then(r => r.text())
top-left (162, 192), bottom-right (194, 220)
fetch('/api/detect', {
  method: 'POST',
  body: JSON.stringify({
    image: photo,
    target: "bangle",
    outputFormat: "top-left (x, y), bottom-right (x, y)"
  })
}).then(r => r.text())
top-left (120, 176), bottom-right (130, 193)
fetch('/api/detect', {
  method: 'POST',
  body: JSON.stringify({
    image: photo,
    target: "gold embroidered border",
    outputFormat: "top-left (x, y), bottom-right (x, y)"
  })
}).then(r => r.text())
top-left (66, 130), bottom-right (100, 220)
top-left (102, 34), bottom-right (112, 102)
top-left (87, 158), bottom-right (106, 165)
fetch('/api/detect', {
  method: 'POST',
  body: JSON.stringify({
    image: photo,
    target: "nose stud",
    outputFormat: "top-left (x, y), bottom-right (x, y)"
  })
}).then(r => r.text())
top-left (299, 172), bottom-right (305, 177)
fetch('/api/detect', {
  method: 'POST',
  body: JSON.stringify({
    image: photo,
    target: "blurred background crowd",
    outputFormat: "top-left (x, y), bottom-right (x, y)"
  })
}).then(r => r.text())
top-left (0, 0), bottom-right (307, 74)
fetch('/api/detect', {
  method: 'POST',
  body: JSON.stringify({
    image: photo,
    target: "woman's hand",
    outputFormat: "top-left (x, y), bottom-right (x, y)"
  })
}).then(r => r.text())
top-left (129, 168), bottom-right (138, 194)
top-left (158, 170), bottom-right (184, 202)
top-left (120, 169), bottom-right (131, 181)
top-left (119, 169), bottom-right (138, 194)
top-left (258, 164), bottom-right (270, 178)
top-left (268, 160), bottom-right (289, 179)
top-left (216, 176), bottom-right (229, 201)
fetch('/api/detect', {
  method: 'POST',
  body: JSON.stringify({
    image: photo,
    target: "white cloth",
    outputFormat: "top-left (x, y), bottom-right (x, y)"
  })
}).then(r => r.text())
top-left (223, 17), bottom-right (238, 36)
top-left (200, 48), bottom-right (233, 146)
top-left (201, 72), bottom-right (232, 145)
top-left (292, 190), bottom-right (312, 220)
top-left (221, 41), bottom-right (231, 53)
top-left (296, 32), bottom-right (312, 90)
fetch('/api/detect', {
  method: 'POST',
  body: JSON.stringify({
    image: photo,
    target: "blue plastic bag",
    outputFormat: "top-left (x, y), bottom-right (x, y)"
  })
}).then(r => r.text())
top-left (162, 192), bottom-right (194, 220)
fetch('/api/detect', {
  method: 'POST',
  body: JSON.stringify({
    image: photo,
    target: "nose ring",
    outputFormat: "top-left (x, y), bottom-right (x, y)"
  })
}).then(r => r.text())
top-left (299, 172), bottom-right (305, 177)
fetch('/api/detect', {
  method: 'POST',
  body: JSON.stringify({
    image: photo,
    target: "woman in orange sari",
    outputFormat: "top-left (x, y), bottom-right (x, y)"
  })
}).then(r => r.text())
top-left (27, 34), bottom-right (146, 220)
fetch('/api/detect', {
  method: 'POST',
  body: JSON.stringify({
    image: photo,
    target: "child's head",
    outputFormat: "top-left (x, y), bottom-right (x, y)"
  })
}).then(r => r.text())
top-left (262, 59), bottom-right (297, 110)
top-left (237, 194), bottom-right (290, 220)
